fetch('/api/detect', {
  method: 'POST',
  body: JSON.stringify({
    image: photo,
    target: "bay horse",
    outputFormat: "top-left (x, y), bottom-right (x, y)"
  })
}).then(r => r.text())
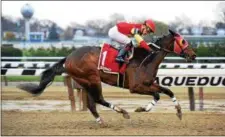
top-left (18, 29), bottom-right (196, 127)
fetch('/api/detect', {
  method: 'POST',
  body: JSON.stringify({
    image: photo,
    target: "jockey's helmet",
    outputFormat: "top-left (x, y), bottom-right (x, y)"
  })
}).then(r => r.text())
top-left (144, 19), bottom-right (156, 33)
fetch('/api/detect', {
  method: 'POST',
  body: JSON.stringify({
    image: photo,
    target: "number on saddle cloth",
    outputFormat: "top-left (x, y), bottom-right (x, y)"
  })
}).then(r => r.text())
top-left (98, 43), bottom-right (127, 85)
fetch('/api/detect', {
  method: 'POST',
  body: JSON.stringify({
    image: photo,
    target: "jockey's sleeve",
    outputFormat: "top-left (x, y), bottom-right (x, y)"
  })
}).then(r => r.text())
top-left (134, 34), bottom-right (151, 52)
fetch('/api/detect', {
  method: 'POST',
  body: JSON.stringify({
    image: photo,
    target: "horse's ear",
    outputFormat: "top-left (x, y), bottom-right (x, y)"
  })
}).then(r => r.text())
top-left (169, 29), bottom-right (177, 36)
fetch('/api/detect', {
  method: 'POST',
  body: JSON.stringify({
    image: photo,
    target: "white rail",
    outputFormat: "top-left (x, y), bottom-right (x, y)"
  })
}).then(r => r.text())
top-left (1, 68), bottom-right (224, 87)
top-left (2, 56), bottom-right (225, 60)
top-left (1, 62), bottom-right (225, 69)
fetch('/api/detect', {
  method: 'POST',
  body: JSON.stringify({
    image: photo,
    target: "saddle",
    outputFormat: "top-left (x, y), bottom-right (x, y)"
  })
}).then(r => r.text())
top-left (98, 43), bottom-right (134, 74)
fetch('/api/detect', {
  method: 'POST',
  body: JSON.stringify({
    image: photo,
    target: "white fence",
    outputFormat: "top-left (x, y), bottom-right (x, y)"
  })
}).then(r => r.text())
top-left (1, 68), bottom-right (224, 87)
top-left (1, 56), bottom-right (225, 87)
top-left (2, 56), bottom-right (225, 60)
top-left (1, 62), bottom-right (225, 69)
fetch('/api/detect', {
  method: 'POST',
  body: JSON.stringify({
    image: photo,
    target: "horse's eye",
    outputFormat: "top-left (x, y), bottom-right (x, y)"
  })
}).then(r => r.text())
top-left (182, 40), bottom-right (186, 45)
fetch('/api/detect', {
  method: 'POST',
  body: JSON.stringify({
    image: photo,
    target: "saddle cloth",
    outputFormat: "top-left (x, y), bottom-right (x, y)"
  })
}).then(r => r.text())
top-left (98, 43), bottom-right (133, 74)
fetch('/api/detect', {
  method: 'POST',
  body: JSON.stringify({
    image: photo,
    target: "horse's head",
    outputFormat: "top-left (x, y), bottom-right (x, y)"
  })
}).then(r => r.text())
top-left (153, 29), bottom-right (196, 62)
top-left (137, 29), bottom-right (196, 87)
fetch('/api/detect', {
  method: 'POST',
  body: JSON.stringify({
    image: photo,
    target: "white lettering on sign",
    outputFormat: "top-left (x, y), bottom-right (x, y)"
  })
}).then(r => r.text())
top-left (155, 76), bottom-right (225, 87)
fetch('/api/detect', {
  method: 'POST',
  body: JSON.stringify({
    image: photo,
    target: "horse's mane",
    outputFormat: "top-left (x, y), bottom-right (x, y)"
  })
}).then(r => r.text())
top-left (133, 33), bottom-right (173, 67)
top-left (154, 34), bottom-right (169, 47)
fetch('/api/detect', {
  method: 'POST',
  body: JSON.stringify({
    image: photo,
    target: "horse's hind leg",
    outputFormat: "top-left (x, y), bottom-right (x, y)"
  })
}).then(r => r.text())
top-left (88, 83), bottom-right (130, 119)
top-left (157, 84), bottom-right (182, 120)
top-left (86, 92), bottom-right (107, 127)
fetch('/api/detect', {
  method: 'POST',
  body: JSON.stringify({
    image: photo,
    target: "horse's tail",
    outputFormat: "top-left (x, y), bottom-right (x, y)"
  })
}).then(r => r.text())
top-left (17, 57), bottom-right (67, 95)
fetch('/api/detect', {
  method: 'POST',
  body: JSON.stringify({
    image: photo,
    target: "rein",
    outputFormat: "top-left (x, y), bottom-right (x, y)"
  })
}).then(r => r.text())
top-left (135, 37), bottom-right (175, 83)
top-left (148, 42), bottom-right (172, 53)
top-left (138, 40), bottom-right (174, 69)
top-left (139, 53), bottom-right (154, 69)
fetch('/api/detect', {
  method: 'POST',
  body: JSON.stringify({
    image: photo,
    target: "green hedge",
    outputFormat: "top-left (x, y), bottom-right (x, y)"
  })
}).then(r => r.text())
top-left (5, 76), bottom-right (64, 82)
top-left (24, 44), bottom-right (225, 57)
top-left (2, 43), bottom-right (225, 58)
top-left (195, 43), bottom-right (225, 57)
top-left (23, 46), bottom-right (77, 57)
top-left (1, 44), bottom-right (23, 61)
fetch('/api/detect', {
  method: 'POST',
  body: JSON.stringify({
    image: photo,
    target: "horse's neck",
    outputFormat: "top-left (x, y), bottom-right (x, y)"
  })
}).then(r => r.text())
top-left (151, 50), bottom-right (168, 68)
top-left (130, 49), bottom-right (149, 66)
top-left (151, 34), bottom-right (173, 67)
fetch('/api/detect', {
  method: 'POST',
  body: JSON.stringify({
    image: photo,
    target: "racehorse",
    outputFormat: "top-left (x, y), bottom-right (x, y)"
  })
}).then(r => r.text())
top-left (18, 29), bottom-right (196, 127)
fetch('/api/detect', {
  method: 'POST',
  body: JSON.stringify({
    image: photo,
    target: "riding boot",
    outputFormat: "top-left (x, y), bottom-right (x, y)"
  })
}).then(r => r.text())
top-left (116, 42), bottom-right (132, 63)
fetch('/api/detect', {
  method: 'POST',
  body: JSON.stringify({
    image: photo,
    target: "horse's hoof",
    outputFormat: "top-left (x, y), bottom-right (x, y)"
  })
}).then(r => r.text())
top-left (121, 109), bottom-right (130, 119)
top-left (99, 123), bottom-right (108, 128)
top-left (176, 113), bottom-right (182, 120)
top-left (123, 113), bottom-right (130, 119)
top-left (175, 105), bottom-right (182, 120)
top-left (134, 107), bottom-right (146, 112)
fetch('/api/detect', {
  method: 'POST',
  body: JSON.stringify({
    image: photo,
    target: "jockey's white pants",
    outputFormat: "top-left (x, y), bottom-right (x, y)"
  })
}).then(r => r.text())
top-left (108, 26), bottom-right (131, 45)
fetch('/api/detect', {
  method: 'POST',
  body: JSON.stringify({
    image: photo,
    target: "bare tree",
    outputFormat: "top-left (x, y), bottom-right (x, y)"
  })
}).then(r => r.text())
top-left (216, 2), bottom-right (225, 22)
top-left (85, 19), bottom-right (108, 36)
top-left (214, 2), bottom-right (225, 29)
top-left (63, 26), bottom-right (74, 40)
top-left (129, 16), bottom-right (146, 23)
top-left (109, 13), bottom-right (125, 23)
top-left (104, 13), bottom-right (126, 34)
top-left (70, 22), bottom-right (85, 29)
top-left (169, 14), bottom-right (193, 31)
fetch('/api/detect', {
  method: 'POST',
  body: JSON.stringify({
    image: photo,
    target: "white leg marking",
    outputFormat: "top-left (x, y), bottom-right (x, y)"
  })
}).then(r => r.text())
top-left (172, 97), bottom-right (178, 106)
top-left (145, 100), bottom-right (157, 111)
top-left (96, 117), bottom-right (102, 124)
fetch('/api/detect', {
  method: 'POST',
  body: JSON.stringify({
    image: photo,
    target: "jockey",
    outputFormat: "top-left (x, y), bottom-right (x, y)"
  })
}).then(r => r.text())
top-left (108, 19), bottom-right (156, 63)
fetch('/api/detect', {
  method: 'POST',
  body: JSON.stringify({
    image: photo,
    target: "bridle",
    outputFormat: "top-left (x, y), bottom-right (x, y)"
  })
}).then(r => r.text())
top-left (148, 36), bottom-right (189, 58)
top-left (139, 36), bottom-right (181, 68)
top-left (174, 39), bottom-right (189, 58)
top-left (136, 36), bottom-right (176, 83)
top-left (138, 37), bottom-right (173, 68)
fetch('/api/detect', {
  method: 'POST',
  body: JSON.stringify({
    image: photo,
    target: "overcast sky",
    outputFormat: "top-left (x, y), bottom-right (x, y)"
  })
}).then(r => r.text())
top-left (2, 1), bottom-right (222, 29)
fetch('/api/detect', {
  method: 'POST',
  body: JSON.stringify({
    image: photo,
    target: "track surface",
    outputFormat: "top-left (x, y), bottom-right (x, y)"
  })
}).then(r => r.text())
top-left (2, 111), bottom-right (225, 136)
top-left (1, 85), bottom-right (225, 136)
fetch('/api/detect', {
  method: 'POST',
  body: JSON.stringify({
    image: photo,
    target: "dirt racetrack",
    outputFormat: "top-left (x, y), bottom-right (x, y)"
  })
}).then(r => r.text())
top-left (1, 86), bottom-right (225, 136)
top-left (2, 111), bottom-right (225, 136)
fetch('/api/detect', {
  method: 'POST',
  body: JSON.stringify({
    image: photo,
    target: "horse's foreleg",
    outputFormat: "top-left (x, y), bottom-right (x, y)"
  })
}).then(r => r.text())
top-left (145, 92), bottom-right (160, 111)
top-left (131, 84), bottom-right (161, 112)
top-left (157, 84), bottom-right (182, 120)
top-left (127, 70), bottom-right (160, 112)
